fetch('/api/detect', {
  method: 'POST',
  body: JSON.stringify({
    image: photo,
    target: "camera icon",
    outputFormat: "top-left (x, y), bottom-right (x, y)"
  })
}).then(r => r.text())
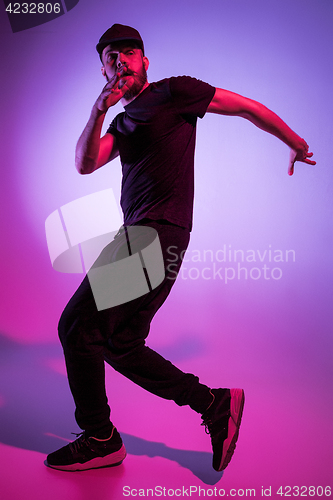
top-left (45, 189), bottom-right (165, 310)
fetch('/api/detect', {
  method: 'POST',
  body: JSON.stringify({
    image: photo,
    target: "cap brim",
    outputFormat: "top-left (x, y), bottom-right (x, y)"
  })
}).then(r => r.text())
top-left (96, 37), bottom-right (144, 56)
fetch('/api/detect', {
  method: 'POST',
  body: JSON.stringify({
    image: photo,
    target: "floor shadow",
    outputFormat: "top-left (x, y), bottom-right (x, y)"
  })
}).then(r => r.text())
top-left (0, 333), bottom-right (222, 484)
top-left (122, 433), bottom-right (223, 484)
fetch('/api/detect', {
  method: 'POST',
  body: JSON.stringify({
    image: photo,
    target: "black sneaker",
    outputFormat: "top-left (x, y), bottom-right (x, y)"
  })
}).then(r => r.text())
top-left (201, 388), bottom-right (245, 471)
top-left (44, 426), bottom-right (126, 471)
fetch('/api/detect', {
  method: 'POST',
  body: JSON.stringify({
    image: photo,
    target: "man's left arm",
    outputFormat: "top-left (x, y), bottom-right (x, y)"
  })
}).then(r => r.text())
top-left (207, 88), bottom-right (316, 175)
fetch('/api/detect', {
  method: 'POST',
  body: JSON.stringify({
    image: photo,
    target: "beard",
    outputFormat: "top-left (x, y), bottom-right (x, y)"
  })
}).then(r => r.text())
top-left (121, 65), bottom-right (148, 101)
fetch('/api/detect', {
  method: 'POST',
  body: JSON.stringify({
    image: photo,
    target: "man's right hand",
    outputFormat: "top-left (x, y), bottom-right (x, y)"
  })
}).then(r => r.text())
top-left (94, 71), bottom-right (135, 114)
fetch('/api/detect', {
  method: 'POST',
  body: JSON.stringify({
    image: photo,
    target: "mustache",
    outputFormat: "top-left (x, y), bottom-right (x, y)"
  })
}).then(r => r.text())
top-left (118, 65), bottom-right (134, 77)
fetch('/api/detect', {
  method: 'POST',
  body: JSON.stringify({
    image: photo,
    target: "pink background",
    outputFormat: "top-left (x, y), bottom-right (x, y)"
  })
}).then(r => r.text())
top-left (0, 0), bottom-right (332, 498)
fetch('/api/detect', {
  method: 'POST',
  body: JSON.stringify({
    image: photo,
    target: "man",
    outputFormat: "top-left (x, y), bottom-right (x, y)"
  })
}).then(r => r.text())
top-left (45, 24), bottom-right (315, 472)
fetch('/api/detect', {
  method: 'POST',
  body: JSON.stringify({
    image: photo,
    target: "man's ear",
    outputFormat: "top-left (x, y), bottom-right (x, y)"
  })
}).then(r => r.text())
top-left (101, 66), bottom-right (106, 78)
top-left (143, 56), bottom-right (149, 72)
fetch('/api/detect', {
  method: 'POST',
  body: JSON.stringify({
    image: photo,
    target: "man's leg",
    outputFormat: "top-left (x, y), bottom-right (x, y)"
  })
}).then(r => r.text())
top-left (44, 271), bottom-right (126, 471)
top-left (100, 221), bottom-right (244, 472)
top-left (45, 221), bottom-right (244, 471)
top-left (58, 222), bottom-right (212, 430)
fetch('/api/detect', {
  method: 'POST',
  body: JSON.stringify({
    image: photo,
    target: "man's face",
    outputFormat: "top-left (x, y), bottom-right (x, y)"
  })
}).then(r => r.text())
top-left (101, 42), bottom-right (149, 100)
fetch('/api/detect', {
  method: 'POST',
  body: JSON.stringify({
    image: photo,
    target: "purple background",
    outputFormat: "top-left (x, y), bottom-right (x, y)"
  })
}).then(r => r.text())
top-left (0, 0), bottom-right (332, 497)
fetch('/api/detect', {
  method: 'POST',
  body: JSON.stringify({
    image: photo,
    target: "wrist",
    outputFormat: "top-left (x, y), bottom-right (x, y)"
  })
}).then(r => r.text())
top-left (91, 103), bottom-right (107, 119)
top-left (286, 131), bottom-right (305, 152)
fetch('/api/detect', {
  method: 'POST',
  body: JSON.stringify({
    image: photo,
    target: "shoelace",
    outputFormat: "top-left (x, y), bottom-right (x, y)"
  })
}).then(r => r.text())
top-left (69, 432), bottom-right (90, 454)
top-left (201, 408), bottom-right (231, 435)
top-left (201, 417), bottom-right (214, 435)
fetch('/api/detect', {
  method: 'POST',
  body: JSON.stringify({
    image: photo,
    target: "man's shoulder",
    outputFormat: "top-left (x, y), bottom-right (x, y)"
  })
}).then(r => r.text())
top-left (151, 75), bottom-right (207, 86)
top-left (150, 76), bottom-right (213, 96)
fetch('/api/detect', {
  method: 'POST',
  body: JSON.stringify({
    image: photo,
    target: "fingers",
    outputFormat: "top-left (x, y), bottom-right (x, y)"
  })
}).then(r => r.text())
top-left (110, 76), bottom-right (133, 96)
top-left (288, 149), bottom-right (316, 175)
top-left (303, 157), bottom-right (317, 165)
top-left (96, 73), bottom-right (130, 112)
top-left (119, 75), bottom-right (135, 92)
top-left (101, 69), bottom-right (126, 95)
top-left (288, 160), bottom-right (295, 176)
top-left (102, 76), bottom-right (119, 94)
top-left (302, 151), bottom-right (316, 165)
top-left (288, 148), bottom-right (297, 175)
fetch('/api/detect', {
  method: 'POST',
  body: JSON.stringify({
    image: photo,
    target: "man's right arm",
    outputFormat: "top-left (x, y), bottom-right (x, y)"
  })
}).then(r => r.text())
top-left (75, 72), bottom-right (135, 175)
top-left (75, 106), bottom-right (118, 175)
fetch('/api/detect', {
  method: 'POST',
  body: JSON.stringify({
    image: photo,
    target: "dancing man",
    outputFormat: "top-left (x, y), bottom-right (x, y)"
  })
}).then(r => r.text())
top-left (45, 24), bottom-right (315, 472)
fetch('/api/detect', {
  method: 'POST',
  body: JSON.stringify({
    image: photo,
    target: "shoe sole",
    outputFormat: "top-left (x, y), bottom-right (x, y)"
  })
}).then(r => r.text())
top-left (218, 388), bottom-right (245, 471)
top-left (44, 444), bottom-right (127, 472)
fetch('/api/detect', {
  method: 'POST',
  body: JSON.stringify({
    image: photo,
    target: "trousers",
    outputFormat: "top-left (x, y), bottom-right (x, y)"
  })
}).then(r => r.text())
top-left (58, 219), bottom-right (212, 434)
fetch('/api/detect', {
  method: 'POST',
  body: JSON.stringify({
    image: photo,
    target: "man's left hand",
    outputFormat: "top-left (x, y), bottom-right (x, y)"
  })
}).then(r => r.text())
top-left (288, 142), bottom-right (316, 175)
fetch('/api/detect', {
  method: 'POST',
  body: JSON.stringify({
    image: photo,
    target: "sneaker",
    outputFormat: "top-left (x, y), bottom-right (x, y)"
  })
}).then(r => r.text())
top-left (201, 388), bottom-right (245, 471)
top-left (44, 426), bottom-right (126, 471)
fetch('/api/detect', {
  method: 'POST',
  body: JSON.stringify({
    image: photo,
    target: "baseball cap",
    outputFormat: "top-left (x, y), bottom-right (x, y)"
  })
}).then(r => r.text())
top-left (96, 24), bottom-right (144, 57)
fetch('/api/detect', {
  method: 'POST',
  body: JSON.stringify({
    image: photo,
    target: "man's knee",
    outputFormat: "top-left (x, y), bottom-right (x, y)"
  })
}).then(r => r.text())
top-left (58, 306), bottom-right (71, 347)
top-left (57, 300), bottom-right (81, 347)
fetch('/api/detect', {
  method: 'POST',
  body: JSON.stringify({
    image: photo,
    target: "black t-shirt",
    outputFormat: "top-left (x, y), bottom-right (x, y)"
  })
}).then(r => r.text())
top-left (107, 76), bottom-right (215, 231)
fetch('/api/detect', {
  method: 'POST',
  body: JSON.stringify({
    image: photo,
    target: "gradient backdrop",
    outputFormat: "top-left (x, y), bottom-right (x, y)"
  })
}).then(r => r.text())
top-left (1, 0), bottom-right (332, 498)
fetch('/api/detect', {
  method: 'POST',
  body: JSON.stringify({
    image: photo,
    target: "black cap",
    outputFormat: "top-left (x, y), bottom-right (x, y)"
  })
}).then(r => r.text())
top-left (96, 24), bottom-right (144, 58)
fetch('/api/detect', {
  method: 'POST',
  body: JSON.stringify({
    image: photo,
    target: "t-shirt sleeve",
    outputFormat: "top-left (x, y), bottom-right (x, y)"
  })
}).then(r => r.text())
top-left (169, 76), bottom-right (216, 118)
top-left (106, 116), bottom-right (117, 136)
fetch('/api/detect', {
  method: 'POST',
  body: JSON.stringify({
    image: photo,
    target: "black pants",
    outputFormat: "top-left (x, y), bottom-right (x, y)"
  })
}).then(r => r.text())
top-left (58, 220), bottom-right (212, 435)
